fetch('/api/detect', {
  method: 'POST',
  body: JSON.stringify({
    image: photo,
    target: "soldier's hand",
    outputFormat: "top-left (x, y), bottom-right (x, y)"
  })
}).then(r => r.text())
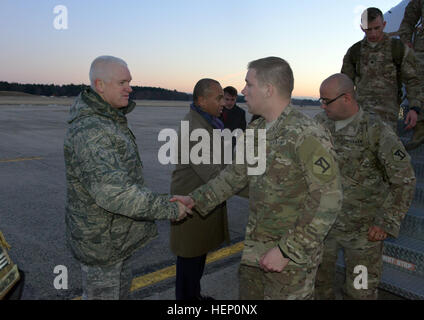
top-left (405, 110), bottom-right (418, 130)
top-left (170, 195), bottom-right (195, 209)
top-left (368, 226), bottom-right (388, 242)
top-left (259, 247), bottom-right (290, 273)
top-left (173, 201), bottom-right (192, 222)
top-left (406, 42), bottom-right (413, 49)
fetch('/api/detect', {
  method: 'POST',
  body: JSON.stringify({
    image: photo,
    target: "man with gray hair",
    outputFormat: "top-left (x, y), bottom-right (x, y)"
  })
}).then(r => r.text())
top-left (64, 55), bottom-right (191, 300)
top-left (314, 73), bottom-right (416, 299)
top-left (174, 57), bottom-right (343, 299)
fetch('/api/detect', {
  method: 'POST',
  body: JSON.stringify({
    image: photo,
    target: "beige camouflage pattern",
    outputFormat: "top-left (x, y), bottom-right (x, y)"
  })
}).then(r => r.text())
top-left (80, 258), bottom-right (132, 300)
top-left (190, 104), bottom-right (342, 298)
top-left (315, 228), bottom-right (383, 300)
top-left (64, 88), bottom-right (179, 266)
top-left (341, 34), bottom-right (422, 129)
top-left (399, 0), bottom-right (424, 122)
top-left (314, 108), bottom-right (416, 300)
top-left (239, 263), bottom-right (318, 300)
top-left (399, 0), bottom-right (424, 53)
top-left (315, 108), bottom-right (416, 237)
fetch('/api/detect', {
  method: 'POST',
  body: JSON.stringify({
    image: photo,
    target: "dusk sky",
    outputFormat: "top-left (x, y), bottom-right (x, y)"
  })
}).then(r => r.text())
top-left (0, 0), bottom-right (402, 98)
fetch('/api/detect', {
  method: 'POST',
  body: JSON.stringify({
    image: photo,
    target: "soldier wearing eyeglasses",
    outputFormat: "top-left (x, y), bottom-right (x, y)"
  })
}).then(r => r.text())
top-left (314, 73), bottom-right (416, 300)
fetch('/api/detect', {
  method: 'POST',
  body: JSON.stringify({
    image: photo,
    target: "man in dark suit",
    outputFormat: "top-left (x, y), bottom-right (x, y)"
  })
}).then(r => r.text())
top-left (170, 78), bottom-right (230, 300)
top-left (220, 86), bottom-right (247, 148)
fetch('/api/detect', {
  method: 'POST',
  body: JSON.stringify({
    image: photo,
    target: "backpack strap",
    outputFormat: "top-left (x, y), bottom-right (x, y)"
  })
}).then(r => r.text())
top-left (391, 37), bottom-right (405, 66)
top-left (349, 40), bottom-right (363, 78)
top-left (391, 37), bottom-right (406, 104)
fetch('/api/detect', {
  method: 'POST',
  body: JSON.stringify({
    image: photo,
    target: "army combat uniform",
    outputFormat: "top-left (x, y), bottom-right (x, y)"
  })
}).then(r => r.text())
top-left (399, 0), bottom-right (424, 149)
top-left (314, 108), bottom-right (416, 300)
top-left (64, 88), bottom-right (179, 299)
top-left (399, 0), bottom-right (424, 84)
top-left (341, 33), bottom-right (422, 131)
top-left (190, 105), bottom-right (343, 300)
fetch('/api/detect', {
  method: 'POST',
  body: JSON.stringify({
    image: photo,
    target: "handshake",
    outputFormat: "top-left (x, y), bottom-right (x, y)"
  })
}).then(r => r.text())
top-left (170, 195), bottom-right (195, 222)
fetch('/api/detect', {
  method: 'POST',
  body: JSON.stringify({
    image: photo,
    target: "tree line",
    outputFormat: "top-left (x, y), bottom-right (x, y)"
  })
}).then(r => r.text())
top-left (0, 81), bottom-right (192, 101)
top-left (0, 81), bottom-right (319, 105)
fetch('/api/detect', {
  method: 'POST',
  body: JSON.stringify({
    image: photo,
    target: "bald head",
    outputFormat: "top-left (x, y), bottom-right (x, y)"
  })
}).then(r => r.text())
top-left (320, 73), bottom-right (355, 97)
top-left (319, 73), bottom-right (358, 121)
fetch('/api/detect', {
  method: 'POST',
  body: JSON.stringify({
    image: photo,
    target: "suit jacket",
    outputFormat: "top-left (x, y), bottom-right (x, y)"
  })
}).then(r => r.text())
top-left (170, 107), bottom-right (230, 257)
top-left (220, 105), bottom-right (247, 132)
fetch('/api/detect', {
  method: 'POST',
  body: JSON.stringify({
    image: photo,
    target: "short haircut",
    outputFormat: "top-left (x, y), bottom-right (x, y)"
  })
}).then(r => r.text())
top-left (193, 78), bottom-right (220, 104)
top-left (248, 57), bottom-right (294, 99)
top-left (361, 7), bottom-right (384, 28)
top-left (223, 86), bottom-right (238, 97)
top-left (89, 55), bottom-right (128, 89)
top-left (321, 73), bottom-right (355, 97)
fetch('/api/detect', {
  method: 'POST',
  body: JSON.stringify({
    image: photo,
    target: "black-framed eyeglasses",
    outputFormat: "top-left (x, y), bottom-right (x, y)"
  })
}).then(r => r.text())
top-left (319, 93), bottom-right (345, 106)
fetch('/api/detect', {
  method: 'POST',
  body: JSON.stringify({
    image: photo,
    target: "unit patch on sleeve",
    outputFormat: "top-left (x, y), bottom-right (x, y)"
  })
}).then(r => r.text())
top-left (392, 148), bottom-right (406, 162)
top-left (313, 155), bottom-right (332, 175)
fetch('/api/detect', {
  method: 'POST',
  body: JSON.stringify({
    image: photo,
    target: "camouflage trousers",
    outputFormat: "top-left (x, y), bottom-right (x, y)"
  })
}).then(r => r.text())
top-left (238, 263), bottom-right (318, 300)
top-left (80, 258), bottom-right (133, 300)
top-left (315, 227), bottom-right (383, 300)
top-left (415, 52), bottom-right (424, 80)
top-left (360, 101), bottom-right (399, 133)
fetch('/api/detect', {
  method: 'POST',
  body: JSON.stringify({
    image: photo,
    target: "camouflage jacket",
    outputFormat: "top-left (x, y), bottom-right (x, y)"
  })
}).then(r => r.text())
top-left (315, 108), bottom-right (416, 237)
top-left (64, 88), bottom-right (178, 266)
top-left (341, 33), bottom-right (422, 123)
top-left (190, 104), bottom-right (342, 268)
top-left (399, 0), bottom-right (424, 52)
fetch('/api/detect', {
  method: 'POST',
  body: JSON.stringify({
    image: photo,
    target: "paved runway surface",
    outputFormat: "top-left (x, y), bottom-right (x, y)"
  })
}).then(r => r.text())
top-left (0, 101), bottom-right (402, 300)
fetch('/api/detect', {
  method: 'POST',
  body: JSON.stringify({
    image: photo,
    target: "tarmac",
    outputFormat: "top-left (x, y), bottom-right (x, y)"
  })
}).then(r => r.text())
top-left (0, 99), bottom-right (404, 300)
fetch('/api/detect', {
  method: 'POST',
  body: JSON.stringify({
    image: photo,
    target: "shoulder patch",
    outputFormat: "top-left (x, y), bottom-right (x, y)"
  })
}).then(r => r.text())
top-left (392, 147), bottom-right (407, 162)
top-left (313, 155), bottom-right (333, 176)
top-left (298, 133), bottom-right (337, 182)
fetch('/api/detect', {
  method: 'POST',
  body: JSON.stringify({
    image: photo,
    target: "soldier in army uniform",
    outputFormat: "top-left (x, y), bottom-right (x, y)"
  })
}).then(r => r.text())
top-left (399, 0), bottom-right (424, 149)
top-left (342, 7), bottom-right (422, 137)
top-left (64, 56), bottom-right (192, 300)
top-left (174, 57), bottom-right (343, 300)
top-left (314, 73), bottom-right (416, 300)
